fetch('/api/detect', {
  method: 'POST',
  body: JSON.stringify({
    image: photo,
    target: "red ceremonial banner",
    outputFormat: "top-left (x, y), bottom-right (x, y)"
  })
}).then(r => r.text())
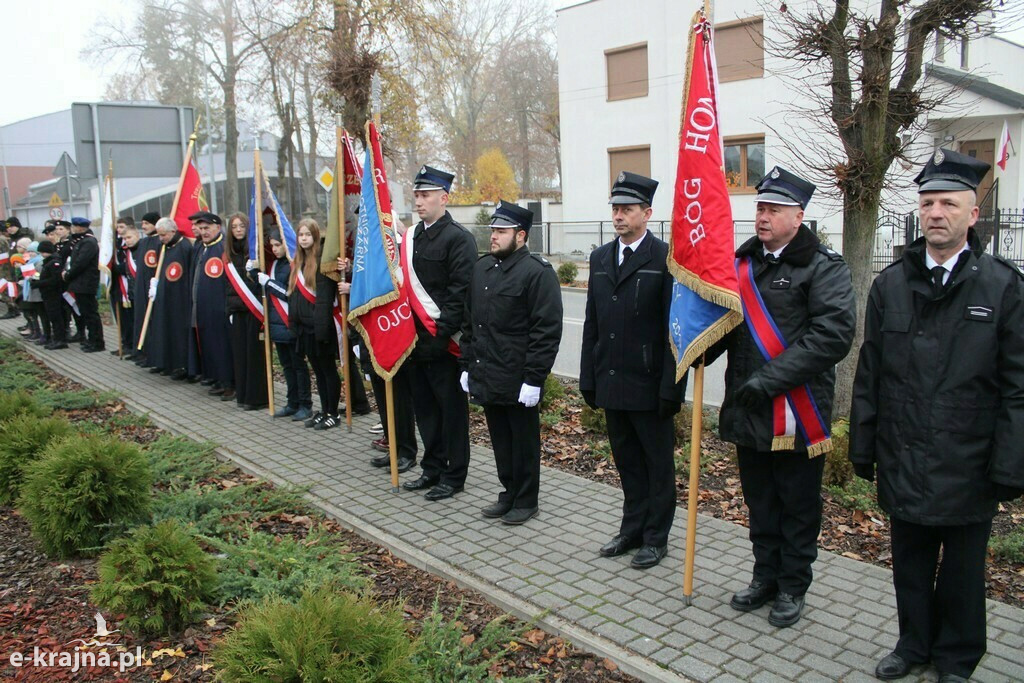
top-left (173, 156), bottom-right (208, 239)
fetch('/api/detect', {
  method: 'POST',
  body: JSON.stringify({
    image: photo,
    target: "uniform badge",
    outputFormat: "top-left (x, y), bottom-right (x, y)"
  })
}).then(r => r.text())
top-left (934, 149), bottom-right (945, 166)
top-left (204, 258), bottom-right (223, 278)
top-left (165, 262), bottom-right (183, 282)
top-left (144, 249), bottom-right (158, 268)
top-left (964, 305), bottom-right (992, 321)
top-left (771, 167), bottom-right (780, 179)
top-left (419, 165), bottom-right (427, 175)
top-left (617, 172), bottom-right (625, 183)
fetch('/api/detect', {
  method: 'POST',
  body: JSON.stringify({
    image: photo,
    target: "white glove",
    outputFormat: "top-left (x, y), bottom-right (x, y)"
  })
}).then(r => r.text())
top-left (518, 383), bottom-right (541, 407)
top-left (228, 314), bottom-right (234, 325)
top-left (460, 371), bottom-right (469, 394)
top-left (257, 272), bottom-right (270, 286)
top-left (148, 280), bottom-right (158, 300)
top-left (245, 259), bottom-right (259, 271)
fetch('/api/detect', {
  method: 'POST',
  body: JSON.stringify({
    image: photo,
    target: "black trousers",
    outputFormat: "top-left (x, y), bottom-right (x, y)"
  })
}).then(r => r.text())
top-left (228, 314), bottom-right (267, 407)
top-left (890, 517), bottom-right (992, 678)
top-left (43, 293), bottom-right (66, 343)
top-left (736, 446), bottom-right (825, 596)
top-left (410, 355), bottom-right (470, 487)
top-left (275, 341), bottom-right (312, 410)
top-left (116, 303), bottom-right (135, 353)
top-left (484, 404), bottom-right (541, 509)
top-left (305, 340), bottom-right (340, 415)
top-left (370, 365), bottom-right (417, 461)
top-left (77, 293), bottom-right (103, 346)
top-left (605, 409), bottom-right (676, 547)
top-left (342, 341), bottom-right (370, 412)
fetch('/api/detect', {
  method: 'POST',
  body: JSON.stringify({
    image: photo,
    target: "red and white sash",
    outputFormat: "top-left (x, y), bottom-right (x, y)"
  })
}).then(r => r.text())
top-left (62, 291), bottom-right (79, 315)
top-left (401, 226), bottom-right (461, 357)
top-left (225, 260), bottom-right (264, 323)
top-left (736, 256), bottom-right (831, 456)
top-left (268, 260), bottom-right (289, 327)
top-left (125, 248), bottom-right (137, 278)
top-left (295, 268), bottom-right (316, 304)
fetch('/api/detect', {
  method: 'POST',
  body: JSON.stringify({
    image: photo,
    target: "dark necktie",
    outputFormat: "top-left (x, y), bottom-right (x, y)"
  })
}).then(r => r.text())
top-left (622, 246), bottom-right (633, 266)
top-left (931, 265), bottom-right (946, 298)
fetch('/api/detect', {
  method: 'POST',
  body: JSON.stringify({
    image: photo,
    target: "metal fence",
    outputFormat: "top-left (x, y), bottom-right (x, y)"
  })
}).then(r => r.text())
top-left (873, 208), bottom-right (1024, 273)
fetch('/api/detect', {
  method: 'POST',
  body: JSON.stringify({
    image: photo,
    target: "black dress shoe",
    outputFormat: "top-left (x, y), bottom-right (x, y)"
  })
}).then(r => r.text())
top-left (370, 454), bottom-right (390, 468)
top-left (149, 366), bottom-right (163, 374)
top-left (209, 385), bottom-right (226, 396)
top-left (244, 403), bottom-right (268, 412)
top-left (424, 483), bottom-right (463, 501)
top-left (481, 501), bottom-right (513, 518)
top-left (397, 457), bottom-right (416, 473)
top-left (730, 580), bottom-right (779, 612)
top-left (220, 389), bottom-right (237, 401)
top-left (109, 349), bottom-right (121, 356)
top-left (186, 375), bottom-right (200, 383)
top-left (82, 344), bottom-right (105, 353)
top-left (767, 592), bottom-right (804, 627)
top-left (45, 342), bottom-right (68, 350)
top-left (502, 507), bottom-right (538, 525)
top-left (200, 378), bottom-right (216, 386)
top-left (631, 545), bottom-right (667, 569)
top-left (170, 368), bottom-right (188, 380)
top-left (68, 333), bottom-right (84, 343)
top-left (874, 652), bottom-right (913, 680)
top-left (937, 673), bottom-right (968, 683)
top-left (402, 475), bottom-right (439, 491)
top-left (599, 535), bottom-right (642, 557)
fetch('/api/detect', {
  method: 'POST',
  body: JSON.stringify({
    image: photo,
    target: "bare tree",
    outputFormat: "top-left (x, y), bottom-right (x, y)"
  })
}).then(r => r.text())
top-left (764, 0), bottom-right (1023, 416)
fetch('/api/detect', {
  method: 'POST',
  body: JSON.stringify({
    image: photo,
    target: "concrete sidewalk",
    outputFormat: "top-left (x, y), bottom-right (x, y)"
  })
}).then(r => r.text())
top-left (4, 318), bottom-right (1022, 683)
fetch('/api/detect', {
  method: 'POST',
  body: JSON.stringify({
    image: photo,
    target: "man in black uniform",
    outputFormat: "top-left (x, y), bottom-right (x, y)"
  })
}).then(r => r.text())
top-left (38, 225), bottom-right (68, 350)
top-left (709, 167), bottom-right (855, 627)
top-left (189, 212), bottom-right (234, 392)
top-left (55, 219), bottom-right (84, 342)
top-left (133, 212), bottom-right (162, 363)
top-left (580, 172), bottom-right (686, 570)
top-left (144, 217), bottom-right (194, 378)
top-left (400, 165), bottom-right (478, 501)
top-left (851, 149), bottom-right (1024, 683)
top-left (63, 217), bottom-right (104, 352)
top-left (460, 201), bottom-right (563, 525)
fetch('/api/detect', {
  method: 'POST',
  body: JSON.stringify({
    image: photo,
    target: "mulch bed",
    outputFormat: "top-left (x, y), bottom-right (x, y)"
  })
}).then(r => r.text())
top-left (0, 345), bottom-right (637, 682)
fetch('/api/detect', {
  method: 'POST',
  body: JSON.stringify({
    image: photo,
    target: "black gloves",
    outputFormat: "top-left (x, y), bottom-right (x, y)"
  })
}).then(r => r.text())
top-left (852, 463), bottom-right (875, 483)
top-left (581, 390), bottom-right (597, 410)
top-left (734, 376), bottom-right (768, 409)
top-left (658, 399), bottom-right (681, 420)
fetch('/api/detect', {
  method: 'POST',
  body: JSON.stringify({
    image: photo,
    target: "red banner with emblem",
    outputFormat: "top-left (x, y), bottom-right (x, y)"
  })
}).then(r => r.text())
top-left (172, 153), bottom-right (208, 239)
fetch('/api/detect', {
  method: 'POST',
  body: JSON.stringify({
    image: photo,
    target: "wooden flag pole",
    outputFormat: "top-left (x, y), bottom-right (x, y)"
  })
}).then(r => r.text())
top-left (370, 74), bottom-right (400, 493)
top-left (336, 112), bottom-right (353, 432)
top-left (138, 116), bottom-right (201, 350)
top-left (683, 356), bottom-right (705, 604)
top-left (254, 146), bottom-right (275, 416)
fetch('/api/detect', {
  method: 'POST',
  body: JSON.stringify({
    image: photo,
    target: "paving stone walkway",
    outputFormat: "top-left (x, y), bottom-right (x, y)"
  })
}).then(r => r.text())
top-left (3, 318), bottom-right (1022, 683)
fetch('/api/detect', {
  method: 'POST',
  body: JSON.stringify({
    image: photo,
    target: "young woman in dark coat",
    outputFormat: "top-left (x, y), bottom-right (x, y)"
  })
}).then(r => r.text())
top-left (224, 212), bottom-right (268, 410)
top-left (288, 218), bottom-right (341, 430)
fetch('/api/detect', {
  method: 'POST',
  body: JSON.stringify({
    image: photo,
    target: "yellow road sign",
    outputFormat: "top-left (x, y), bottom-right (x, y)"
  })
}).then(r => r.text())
top-left (316, 167), bottom-right (334, 192)
top-left (48, 192), bottom-right (63, 208)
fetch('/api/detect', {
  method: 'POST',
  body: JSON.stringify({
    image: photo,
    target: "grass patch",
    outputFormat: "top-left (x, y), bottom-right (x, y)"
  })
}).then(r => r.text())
top-left (35, 388), bottom-right (119, 411)
top-left (990, 529), bottom-right (1024, 563)
top-left (0, 357), bottom-right (45, 392)
top-left (413, 597), bottom-right (539, 682)
top-left (211, 528), bottom-right (367, 605)
top-left (826, 477), bottom-right (885, 517)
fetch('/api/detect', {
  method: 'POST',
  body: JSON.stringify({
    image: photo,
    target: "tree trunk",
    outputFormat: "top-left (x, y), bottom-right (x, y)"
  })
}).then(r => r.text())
top-left (834, 197), bottom-right (880, 418)
top-left (518, 108), bottom-right (531, 196)
top-left (222, 2), bottom-right (239, 215)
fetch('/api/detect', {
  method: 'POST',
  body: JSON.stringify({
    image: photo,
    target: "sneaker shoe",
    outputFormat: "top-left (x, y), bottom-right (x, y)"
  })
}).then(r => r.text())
top-left (304, 411), bottom-right (323, 428)
top-left (368, 422), bottom-right (385, 434)
top-left (314, 413), bottom-right (340, 430)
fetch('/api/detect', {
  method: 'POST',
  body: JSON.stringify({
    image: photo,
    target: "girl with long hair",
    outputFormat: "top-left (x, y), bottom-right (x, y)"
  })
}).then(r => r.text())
top-left (223, 211), bottom-right (268, 409)
top-left (288, 218), bottom-right (342, 429)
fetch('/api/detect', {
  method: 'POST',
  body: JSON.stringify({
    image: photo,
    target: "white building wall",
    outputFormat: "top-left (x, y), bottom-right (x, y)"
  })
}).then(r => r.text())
top-left (557, 0), bottom-right (1024, 255)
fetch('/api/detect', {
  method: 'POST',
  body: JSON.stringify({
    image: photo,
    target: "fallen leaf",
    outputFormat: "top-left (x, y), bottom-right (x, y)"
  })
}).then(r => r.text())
top-left (160, 671), bottom-right (174, 681)
top-left (460, 634), bottom-right (476, 646)
top-left (206, 618), bottom-right (216, 627)
top-left (602, 658), bottom-right (618, 671)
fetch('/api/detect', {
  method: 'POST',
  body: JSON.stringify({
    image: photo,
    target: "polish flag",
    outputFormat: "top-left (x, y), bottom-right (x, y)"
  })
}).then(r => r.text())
top-left (0, 252), bottom-right (8, 265)
top-left (997, 120), bottom-right (1012, 171)
top-left (20, 262), bottom-right (37, 278)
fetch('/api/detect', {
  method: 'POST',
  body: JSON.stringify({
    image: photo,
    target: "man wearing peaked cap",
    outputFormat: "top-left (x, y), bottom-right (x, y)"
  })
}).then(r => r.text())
top-left (460, 200), bottom-right (563, 525)
top-left (580, 171), bottom-right (687, 569)
top-left (400, 163), bottom-right (478, 501)
top-left (851, 148), bottom-right (1024, 682)
top-left (705, 165), bottom-right (856, 627)
top-left (63, 215), bottom-right (104, 351)
top-left (188, 211), bottom-right (223, 225)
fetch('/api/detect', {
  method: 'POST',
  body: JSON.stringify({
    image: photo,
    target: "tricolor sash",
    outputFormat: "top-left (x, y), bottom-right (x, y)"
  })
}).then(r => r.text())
top-left (125, 249), bottom-right (137, 278)
top-left (295, 269), bottom-right (316, 304)
top-left (267, 261), bottom-right (289, 328)
top-left (225, 261), bottom-right (264, 323)
top-left (296, 269), bottom-right (343, 363)
top-left (62, 291), bottom-right (79, 316)
top-left (401, 226), bottom-right (460, 357)
top-left (736, 256), bottom-right (831, 457)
